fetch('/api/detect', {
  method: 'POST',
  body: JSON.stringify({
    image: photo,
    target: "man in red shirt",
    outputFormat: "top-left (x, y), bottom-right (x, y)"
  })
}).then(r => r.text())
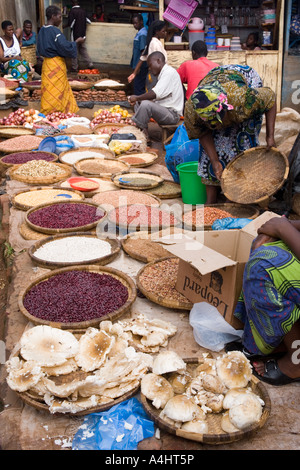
top-left (177, 40), bottom-right (219, 100)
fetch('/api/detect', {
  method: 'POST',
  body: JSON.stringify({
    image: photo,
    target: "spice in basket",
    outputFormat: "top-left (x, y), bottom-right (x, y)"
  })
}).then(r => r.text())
top-left (23, 270), bottom-right (129, 323)
top-left (139, 257), bottom-right (190, 304)
top-left (77, 158), bottom-right (125, 175)
top-left (14, 160), bottom-right (65, 178)
top-left (109, 205), bottom-right (179, 228)
top-left (116, 175), bottom-right (159, 187)
top-left (124, 238), bottom-right (171, 262)
top-left (183, 207), bottom-right (235, 227)
top-left (27, 202), bottom-right (105, 229)
top-left (92, 190), bottom-right (160, 208)
top-left (2, 151), bottom-right (56, 165)
top-left (14, 189), bottom-right (82, 208)
top-left (33, 236), bottom-right (112, 263)
top-left (0, 135), bottom-right (42, 153)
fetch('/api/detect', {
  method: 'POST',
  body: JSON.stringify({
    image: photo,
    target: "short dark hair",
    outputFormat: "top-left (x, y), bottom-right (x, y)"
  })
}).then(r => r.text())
top-left (1, 20), bottom-right (13, 31)
top-left (23, 19), bottom-right (32, 26)
top-left (46, 5), bottom-right (61, 20)
top-left (148, 51), bottom-right (165, 63)
top-left (132, 13), bottom-right (143, 22)
top-left (191, 40), bottom-right (208, 58)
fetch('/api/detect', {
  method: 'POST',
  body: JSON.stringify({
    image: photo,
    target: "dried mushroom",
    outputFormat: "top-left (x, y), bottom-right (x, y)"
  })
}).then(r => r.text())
top-left (141, 373), bottom-right (174, 409)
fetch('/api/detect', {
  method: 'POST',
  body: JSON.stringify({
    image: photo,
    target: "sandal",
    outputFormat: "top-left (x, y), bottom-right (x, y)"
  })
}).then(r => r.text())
top-left (252, 358), bottom-right (300, 386)
top-left (225, 340), bottom-right (285, 362)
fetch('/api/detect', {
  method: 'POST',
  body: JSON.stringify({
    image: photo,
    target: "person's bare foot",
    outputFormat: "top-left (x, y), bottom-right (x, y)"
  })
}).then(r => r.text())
top-left (253, 355), bottom-right (300, 379)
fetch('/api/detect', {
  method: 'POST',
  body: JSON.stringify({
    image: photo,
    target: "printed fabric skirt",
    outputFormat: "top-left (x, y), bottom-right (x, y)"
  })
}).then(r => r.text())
top-left (198, 64), bottom-right (263, 185)
top-left (3, 58), bottom-right (30, 83)
top-left (234, 240), bottom-right (300, 356)
top-left (40, 56), bottom-right (79, 116)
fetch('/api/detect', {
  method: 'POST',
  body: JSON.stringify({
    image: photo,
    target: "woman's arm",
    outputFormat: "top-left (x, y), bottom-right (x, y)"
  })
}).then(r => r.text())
top-left (199, 131), bottom-right (223, 181)
top-left (257, 217), bottom-right (300, 259)
top-left (265, 100), bottom-right (277, 149)
top-left (128, 59), bottom-right (143, 83)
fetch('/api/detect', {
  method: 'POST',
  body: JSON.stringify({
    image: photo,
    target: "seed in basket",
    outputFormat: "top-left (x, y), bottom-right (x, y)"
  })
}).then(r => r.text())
top-left (14, 160), bottom-right (65, 178)
top-left (1, 151), bottom-right (56, 165)
top-left (109, 205), bottom-right (180, 228)
top-left (22, 270), bottom-right (129, 323)
top-left (27, 202), bottom-right (105, 229)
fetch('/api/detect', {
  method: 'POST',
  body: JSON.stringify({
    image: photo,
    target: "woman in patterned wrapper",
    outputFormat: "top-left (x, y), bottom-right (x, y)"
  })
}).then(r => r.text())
top-left (0, 20), bottom-right (31, 83)
top-left (184, 64), bottom-right (277, 204)
top-left (228, 216), bottom-right (300, 386)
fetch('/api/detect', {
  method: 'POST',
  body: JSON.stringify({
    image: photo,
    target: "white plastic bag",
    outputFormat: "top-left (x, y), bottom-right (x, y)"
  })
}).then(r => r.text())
top-left (189, 302), bottom-right (243, 352)
top-left (65, 116), bottom-right (91, 128)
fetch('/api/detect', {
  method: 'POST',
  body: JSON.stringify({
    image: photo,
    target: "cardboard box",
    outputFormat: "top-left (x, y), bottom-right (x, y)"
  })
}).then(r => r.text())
top-left (155, 211), bottom-right (280, 329)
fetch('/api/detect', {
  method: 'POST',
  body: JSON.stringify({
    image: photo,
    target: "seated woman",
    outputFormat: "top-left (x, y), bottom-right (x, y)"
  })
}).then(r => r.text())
top-left (232, 216), bottom-right (300, 386)
top-left (242, 32), bottom-right (261, 51)
top-left (0, 20), bottom-right (31, 82)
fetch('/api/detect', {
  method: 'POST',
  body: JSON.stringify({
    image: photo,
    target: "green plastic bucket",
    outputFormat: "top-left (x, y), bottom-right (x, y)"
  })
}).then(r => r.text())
top-left (176, 161), bottom-right (207, 204)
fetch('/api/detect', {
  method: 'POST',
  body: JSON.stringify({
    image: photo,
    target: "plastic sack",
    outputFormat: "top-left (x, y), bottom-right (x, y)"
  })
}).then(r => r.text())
top-left (72, 397), bottom-right (155, 451)
top-left (165, 124), bottom-right (199, 183)
top-left (65, 116), bottom-right (91, 128)
top-left (54, 135), bottom-right (74, 155)
top-left (189, 302), bottom-right (243, 352)
top-left (212, 217), bottom-right (252, 231)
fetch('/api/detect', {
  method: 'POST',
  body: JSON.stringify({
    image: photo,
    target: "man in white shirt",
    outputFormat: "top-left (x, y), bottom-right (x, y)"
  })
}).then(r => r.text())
top-left (128, 51), bottom-right (184, 139)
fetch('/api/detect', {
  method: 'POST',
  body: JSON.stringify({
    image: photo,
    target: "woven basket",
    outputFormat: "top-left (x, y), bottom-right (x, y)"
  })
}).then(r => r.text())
top-left (108, 203), bottom-right (182, 233)
top-left (9, 162), bottom-right (72, 185)
top-left (182, 203), bottom-right (260, 231)
top-left (0, 126), bottom-right (35, 139)
top-left (140, 358), bottom-right (271, 445)
top-left (28, 232), bottom-right (121, 269)
top-left (74, 157), bottom-right (130, 178)
top-left (78, 72), bottom-right (108, 82)
top-left (11, 186), bottom-right (84, 211)
top-left (136, 256), bottom-right (193, 310)
top-left (0, 150), bottom-right (58, 170)
top-left (25, 200), bottom-right (107, 235)
top-left (23, 81), bottom-right (41, 91)
top-left (59, 147), bottom-right (115, 166)
top-left (93, 123), bottom-right (127, 135)
top-left (18, 264), bottom-right (137, 330)
top-left (112, 170), bottom-right (164, 190)
top-left (221, 147), bottom-right (289, 204)
top-left (92, 190), bottom-right (161, 209)
top-left (121, 236), bottom-right (172, 264)
top-left (68, 80), bottom-right (93, 91)
top-left (21, 45), bottom-right (37, 65)
top-left (19, 223), bottom-right (49, 240)
top-left (0, 135), bottom-right (44, 154)
top-left (94, 79), bottom-right (125, 90)
top-left (118, 152), bottom-right (159, 168)
top-left (148, 180), bottom-right (182, 199)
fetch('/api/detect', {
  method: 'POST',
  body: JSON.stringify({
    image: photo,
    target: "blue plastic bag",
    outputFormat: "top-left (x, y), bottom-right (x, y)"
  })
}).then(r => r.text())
top-left (212, 217), bottom-right (252, 230)
top-left (54, 135), bottom-right (74, 155)
top-left (72, 397), bottom-right (155, 450)
top-left (165, 124), bottom-right (199, 183)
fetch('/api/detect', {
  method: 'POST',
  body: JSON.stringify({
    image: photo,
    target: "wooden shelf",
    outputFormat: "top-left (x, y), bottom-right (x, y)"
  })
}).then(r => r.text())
top-left (119, 5), bottom-right (158, 12)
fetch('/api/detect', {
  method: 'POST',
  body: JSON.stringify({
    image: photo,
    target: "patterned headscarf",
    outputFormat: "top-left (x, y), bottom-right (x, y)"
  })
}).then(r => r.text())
top-left (190, 80), bottom-right (234, 128)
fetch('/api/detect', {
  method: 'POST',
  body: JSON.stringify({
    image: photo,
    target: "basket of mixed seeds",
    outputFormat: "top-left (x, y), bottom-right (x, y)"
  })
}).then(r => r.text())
top-left (9, 160), bottom-right (72, 184)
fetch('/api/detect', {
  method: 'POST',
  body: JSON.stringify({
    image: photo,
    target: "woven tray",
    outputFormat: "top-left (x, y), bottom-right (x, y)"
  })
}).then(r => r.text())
top-left (182, 203), bottom-right (260, 231)
top-left (108, 204), bottom-right (182, 233)
top-left (78, 72), bottom-right (108, 82)
top-left (9, 162), bottom-right (72, 185)
top-left (121, 235), bottom-right (172, 263)
top-left (25, 200), bottom-right (107, 234)
top-left (19, 223), bottom-right (49, 240)
top-left (136, 257), bottom-right (193, 310)
top-left (148, 180), bottom-right (182, 199)
top-left (18, 264), bottom-right (137, 330)
top-left (118, 152), bottom-right (159, 168)
top-left (0, 126), bottom-right (35, 139)
top-left (28, 232), bottom-right (121, 269)
top-left (59, 147), bottom-right (115, 166)
top-left (92, 189), bottom-right (161, 209)
top-left (221, 147), bottom-right (289, 204)
top-left (292, 193), bottom-right (300, 216)
top-left (68, 80), bottom-right (93, 90)
top-left (0, 150), bottom-right (58, 169)
top-left (112, 170), bottom-right (164, 190)
top-left (74, 157), bottom-right (130, 178)
top-left (93, 123), bottom-right (127, 135)
top-left (11, 186), bottom-right (84, 211)
top-left (0, 135), bottom-right (44, 154)
top-left (140, 357), bottom-right (271, 445)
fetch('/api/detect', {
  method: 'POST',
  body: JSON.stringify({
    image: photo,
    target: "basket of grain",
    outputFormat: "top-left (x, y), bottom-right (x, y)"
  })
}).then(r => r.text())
top-left (118, 152), bottom-right (159, 168)
top-left (111, 170), bottom-right (164, 190)
top-left (18, 264), bottom-right (137, 330)
top-left (92, 189), bottom-right (161, 210)
top-left (94, 79), bottom-right (125, 90)
top-left (25, 199), bottom-right (107, 235)
top-left (0, 126), bottom-right (35, 139)
top-left (137, 257), bottom-right (193, 310)
top-left (9, 160), bottom-right (72, 185)
top-left (68, 79), bottom-right (93, 90)
top-left (182, 203), bottom-right (260, 231)
top-left (59, 147), bottom-right (115, 166)
top-left (11, 186), bottom-right (84, 211)
top-left (221, 147), bottom-right (289, 204)
top-left (148, 180), bottom-right (182, 199)
top-left (0, 150), bottom-right (58, 170)
top-left (60, 125), bottom-right (94, 136)
top-left (74, 157), bottom-right (130, 179)
top-left (28, 232), bottom-right (121, 269)
top-left (0, 135), bottom-right (44, 154)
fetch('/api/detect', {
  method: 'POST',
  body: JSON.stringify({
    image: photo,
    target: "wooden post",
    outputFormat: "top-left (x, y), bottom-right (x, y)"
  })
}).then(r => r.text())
top-left (39, 0), bottom-right (45, 27)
